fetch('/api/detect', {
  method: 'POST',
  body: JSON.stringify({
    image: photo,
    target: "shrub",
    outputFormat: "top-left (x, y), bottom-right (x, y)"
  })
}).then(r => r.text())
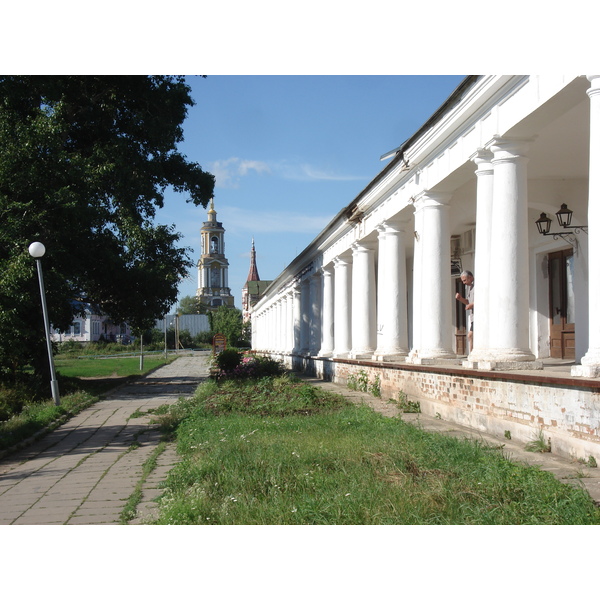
top-left (215, 348), bottom-right (242, 372)
top-left (60, 339), bottom-right (83, 355)
top-left (0, 385), bottom-right (28, 422)
top-left (228, 355), bottom-right (286, 379)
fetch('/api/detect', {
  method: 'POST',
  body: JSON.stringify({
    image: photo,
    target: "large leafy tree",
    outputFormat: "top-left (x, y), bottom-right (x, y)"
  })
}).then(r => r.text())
top-left (0, 75), bottom-right (214, 381)
top-left (178, 295), bottom-right (209, 315)
top-left (208, 306), bottom-right (248, 347)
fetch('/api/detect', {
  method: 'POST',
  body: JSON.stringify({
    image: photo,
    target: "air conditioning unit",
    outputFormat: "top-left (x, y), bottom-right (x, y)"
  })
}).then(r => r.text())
top-left (451, 235), bottom-right (462, 258)
top-left (460, 228), bottom-right (475, 255)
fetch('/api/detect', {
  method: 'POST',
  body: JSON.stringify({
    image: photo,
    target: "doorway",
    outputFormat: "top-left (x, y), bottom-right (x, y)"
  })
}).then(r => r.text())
top-left (455, 278), bottom-right (468, 355)
top-left (548, 249), bottom-right (575, 359)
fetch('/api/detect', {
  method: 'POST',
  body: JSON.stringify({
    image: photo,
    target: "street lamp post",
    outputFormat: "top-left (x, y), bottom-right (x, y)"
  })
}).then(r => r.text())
top-left (28, 242), bottom-right (60, 406)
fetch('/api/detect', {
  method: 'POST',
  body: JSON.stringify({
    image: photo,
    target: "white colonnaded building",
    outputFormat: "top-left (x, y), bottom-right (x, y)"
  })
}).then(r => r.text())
top-left (251, 75), bottom-right (600, 462)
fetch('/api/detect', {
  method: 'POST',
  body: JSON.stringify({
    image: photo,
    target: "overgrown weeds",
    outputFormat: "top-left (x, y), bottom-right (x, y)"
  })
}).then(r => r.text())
top-left (525, 429), bottom-right (552, 453)
top-left (149, 376), bottom-right (600, 525)
top-left (392, 391), bottom-right (421, 413)
top-left (0, 391), bottom-right (96, 452)
top-left (347, 370), bottom-right (381, 397)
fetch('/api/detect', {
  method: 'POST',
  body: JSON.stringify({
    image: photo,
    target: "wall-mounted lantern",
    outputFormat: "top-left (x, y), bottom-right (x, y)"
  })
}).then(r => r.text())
top-left (535, 203), bottom-right (588, 239)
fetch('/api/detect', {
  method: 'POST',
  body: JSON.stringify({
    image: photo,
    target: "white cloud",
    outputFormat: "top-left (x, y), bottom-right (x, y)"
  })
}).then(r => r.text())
top-left (219, 205), bottom-right (333, 234)
top-left (276, 161), bottom-right (365, 182)
top-left (210, 157), bottom-right (271, 188)
top-left (209, 156), bottom-right (366, 188)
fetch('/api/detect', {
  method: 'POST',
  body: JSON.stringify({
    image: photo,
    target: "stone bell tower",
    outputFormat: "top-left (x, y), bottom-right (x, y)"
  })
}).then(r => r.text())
top-left (196, 199), bottom-right (235, 309)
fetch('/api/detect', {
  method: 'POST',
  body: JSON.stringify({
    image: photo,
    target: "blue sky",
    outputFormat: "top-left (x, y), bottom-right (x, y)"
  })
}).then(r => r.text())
top-left (157, 75), bottom-right (465, 310)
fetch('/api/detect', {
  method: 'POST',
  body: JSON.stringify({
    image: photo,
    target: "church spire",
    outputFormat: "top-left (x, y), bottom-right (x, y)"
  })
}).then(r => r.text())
top-left (207, 198), bottom-right (216, 222)
top-left (246, 238), bottom-right (260, 282)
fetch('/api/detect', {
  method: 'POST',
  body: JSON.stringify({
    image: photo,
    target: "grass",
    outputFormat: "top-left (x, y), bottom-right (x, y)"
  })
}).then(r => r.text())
top-left (120, 441), bottom-right (168, 524)
top-left (54, 355), bottom-right (168, 379)
top-left (0, 391), bottom-right (97, 452)
top-left (525, 429), bottom-right (552, 453)
top-left (149, 375), bottom-right (600, 525)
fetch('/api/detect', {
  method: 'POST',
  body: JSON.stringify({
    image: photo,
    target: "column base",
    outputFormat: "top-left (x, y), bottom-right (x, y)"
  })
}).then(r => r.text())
top-left (373, 351), bottom-right (409, 362)
top-left (318, 351), bottom-right (333, 358)
top-left (573, 350), bottom-right (600, 377)
top-left (349, 350), bottom-right (376, 360)
top-left (406, 356), bottom-right (462, 366)
top-left (477, 360), bottom-right (543, 371)
top-left (406, 349), bottom-right (457, 365)
top-left (571, 364), bottom-right (600, 378)
top-left (465, 347), bottom-right (543, 371)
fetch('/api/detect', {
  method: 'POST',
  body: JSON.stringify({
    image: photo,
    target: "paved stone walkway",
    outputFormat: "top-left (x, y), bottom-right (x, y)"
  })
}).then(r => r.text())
top-left (0, 354), bottom-right (210, 525)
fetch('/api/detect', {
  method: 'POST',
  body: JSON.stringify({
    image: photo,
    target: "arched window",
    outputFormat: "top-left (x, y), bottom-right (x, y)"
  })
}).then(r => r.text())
top-left (211, 236), bottom-right (219, 253)
top-left (211, 267), bottom-right (220, 287)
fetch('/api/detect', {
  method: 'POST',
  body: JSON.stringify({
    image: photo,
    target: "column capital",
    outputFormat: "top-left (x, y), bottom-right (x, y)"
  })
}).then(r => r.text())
top-left (334, 255), bottom-right (351, 267)
top-left (351, 240), bottom-right (376, 254)
top-left (471, 148), bottom-right (494, 174)
top-left (413, 191), bottom-right (452, 212)
top-left (587, 75), bottom-right (600, 98)
top-left (489, 137), bottom-right (534, 162)
top-left (380, 215), bottom-right (408, 234)
top-left (320, 263), bottom-right (334, 276)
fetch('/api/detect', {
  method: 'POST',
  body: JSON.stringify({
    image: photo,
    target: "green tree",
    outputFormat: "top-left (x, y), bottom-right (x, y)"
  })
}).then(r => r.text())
top-left (208, 306), bottom-right (245, 347)
top-left (0, 75), bottom-right (214, 383)
top-left (178, 295), bottom-right (208, 315)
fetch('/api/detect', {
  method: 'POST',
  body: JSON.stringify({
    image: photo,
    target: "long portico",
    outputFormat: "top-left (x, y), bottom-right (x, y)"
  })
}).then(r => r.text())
top-left (252, 75), bottom-right (600, 461)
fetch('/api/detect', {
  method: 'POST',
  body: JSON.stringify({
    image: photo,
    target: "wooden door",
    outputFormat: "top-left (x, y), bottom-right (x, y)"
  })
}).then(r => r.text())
top-left (548, 249), bottom-right (575, 359)
top-left (455, 278), bottom-right (467, 355)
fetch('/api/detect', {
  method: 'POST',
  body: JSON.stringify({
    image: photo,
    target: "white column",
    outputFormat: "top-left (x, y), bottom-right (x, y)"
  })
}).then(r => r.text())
top-left (280, 294), bottom-right (288, 353)
top-left (267, 305), bottom-right (273, 350)
top-left (481, 137), bottom-right (539, 369)
top-left (375, 219), bottom-right (409, 360)
top-left (259, 311), bottom-right (265, 350)
top-left (251, 312), bottom-right (258, 350)
top-left (574, 75), bottom-right (600, 376)
top-left (272, 301), bottom-right (278, 351)
top-left (350, 241), bottom-right (377, 358)
top-left (287, 291), bottom-right (294, 353)
top-left (264, 309), bottom-right (269, 351)
top-left (333, 255), bottom-right (352, 357)
top-left (300, 278), bottom-right (310, 354)
top-left (411, 193), bottom-right (456, 361)
top-left (465, 149), bottom-right (494, 366)
top-left (276, 298), bottom-right (283, 352)
top-left (309, 271), bottom-right (322, 355)
top-left (319, 265), bottom-right (334, 356)
top-left (408, 203), bottom-right (424, 360)
top-left (292, 282), bottom-right (301, 353)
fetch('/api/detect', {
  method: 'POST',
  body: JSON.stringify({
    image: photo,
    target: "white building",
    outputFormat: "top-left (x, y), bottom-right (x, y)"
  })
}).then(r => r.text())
top-left (252, 75), bottom-right (600, 461)
top-left (50, 303), bottom-right (133, 344)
